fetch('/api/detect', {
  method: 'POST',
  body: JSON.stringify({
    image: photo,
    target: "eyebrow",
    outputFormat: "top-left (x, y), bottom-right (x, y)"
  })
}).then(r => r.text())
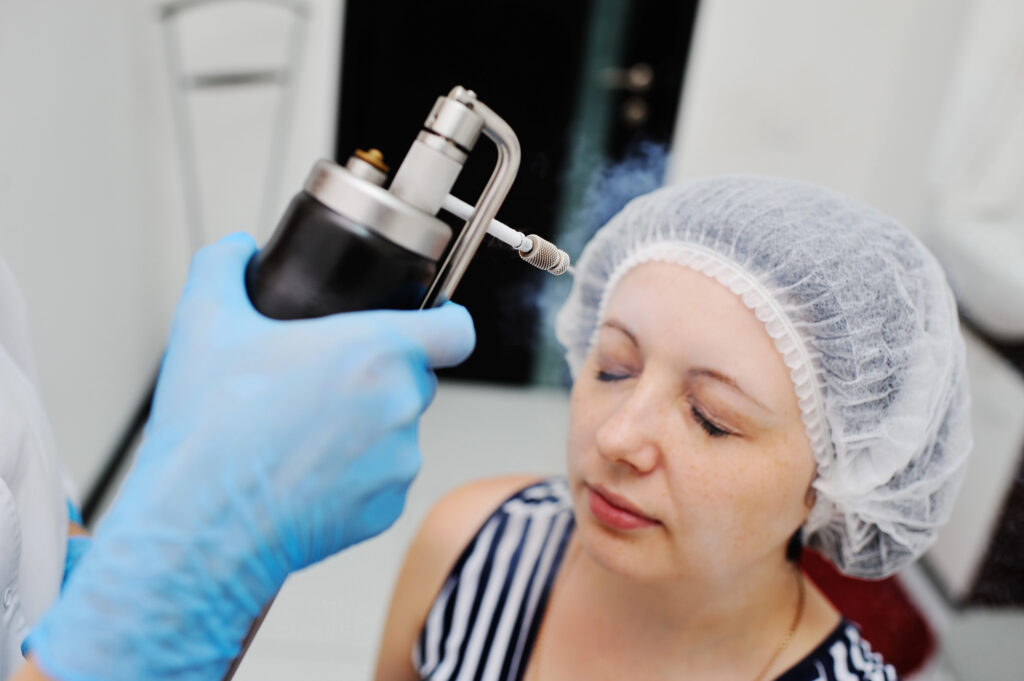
top-left (689, 368), bottom-right (772, 412)
top-left (600, 320), bottom-right (772, 412)
top-left (600, 320), bottom-right (638, 347)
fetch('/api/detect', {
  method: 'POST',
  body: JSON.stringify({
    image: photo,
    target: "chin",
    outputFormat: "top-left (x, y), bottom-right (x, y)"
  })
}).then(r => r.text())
top-left (571, 494), bottom-right (675, 582)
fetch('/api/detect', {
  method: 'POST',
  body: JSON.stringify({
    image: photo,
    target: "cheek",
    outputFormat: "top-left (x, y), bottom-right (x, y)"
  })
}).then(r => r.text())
top-left (661, 430), bottom-right (815, 551)
top-left (751, 449), bottom-right (815, 543)
top-left (744, 448), bottom-right (811, 522)
top-left (662, 451), bottom-right (741, 527)
top-left (765, 425), bottom-right (818, 510)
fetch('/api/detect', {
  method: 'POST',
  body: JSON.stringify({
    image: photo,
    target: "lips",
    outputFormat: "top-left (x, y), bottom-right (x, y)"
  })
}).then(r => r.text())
top-left (586, 484), bottom-right (659, 530)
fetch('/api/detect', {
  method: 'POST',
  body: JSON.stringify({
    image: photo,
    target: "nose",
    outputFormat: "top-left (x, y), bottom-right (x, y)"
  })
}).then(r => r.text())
top-left (594, 379), bottom-right (665, 474)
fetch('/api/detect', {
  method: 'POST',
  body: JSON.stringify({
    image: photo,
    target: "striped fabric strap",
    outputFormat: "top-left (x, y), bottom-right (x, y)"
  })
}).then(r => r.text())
top-left (414, 479), bottom-right (575, 681)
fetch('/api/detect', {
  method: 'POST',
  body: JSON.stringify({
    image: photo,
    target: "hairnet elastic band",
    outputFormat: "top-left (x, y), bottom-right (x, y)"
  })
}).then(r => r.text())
top-left (592, 241), bottom-right (835, 486)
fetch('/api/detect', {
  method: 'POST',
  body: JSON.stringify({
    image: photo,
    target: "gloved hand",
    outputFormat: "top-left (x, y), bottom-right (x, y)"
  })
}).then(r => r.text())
top-left (26, 233), bottom-right (475, 681)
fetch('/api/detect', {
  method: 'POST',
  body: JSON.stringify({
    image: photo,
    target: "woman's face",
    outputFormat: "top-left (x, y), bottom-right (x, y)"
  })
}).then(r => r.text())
top-left (567, 261), bottom-right (816, 584)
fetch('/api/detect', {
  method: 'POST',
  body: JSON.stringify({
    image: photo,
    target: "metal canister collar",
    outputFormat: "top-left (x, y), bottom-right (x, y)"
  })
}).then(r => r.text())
top-left (303, 159), bottom-right (452, 261)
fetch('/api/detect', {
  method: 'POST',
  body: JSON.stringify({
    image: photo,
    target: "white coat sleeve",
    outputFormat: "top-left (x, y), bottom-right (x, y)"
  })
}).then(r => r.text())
top-left (0, 255), bottom-right (68, 678)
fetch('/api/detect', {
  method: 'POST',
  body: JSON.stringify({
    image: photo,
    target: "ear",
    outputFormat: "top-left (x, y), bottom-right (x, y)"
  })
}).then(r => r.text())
top-left (804, 485), bottom-right (816, 510)
top-left (802, 463), bottom-right (817, 510)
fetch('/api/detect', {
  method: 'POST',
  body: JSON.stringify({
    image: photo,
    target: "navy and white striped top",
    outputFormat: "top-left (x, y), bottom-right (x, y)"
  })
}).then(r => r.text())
top-left (414, 478), bottom-right (899, 681)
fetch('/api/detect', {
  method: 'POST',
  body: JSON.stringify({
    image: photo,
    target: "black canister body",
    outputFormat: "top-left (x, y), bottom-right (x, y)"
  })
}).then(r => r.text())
top-left (246, 192), bottom-right (438, 319)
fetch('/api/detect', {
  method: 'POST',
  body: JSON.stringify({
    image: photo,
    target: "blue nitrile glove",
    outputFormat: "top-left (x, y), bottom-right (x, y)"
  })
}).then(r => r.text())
top-left (61, 500), bottom-right (90, 591)
top-left (26, 233), bottom-right (475, 681)
top-left (59, 537), bottom-right (90, 593)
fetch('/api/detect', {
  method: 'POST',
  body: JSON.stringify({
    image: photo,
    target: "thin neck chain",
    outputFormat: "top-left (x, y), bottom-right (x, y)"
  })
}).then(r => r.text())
top-left (751, 568), bottom-right (806, 681)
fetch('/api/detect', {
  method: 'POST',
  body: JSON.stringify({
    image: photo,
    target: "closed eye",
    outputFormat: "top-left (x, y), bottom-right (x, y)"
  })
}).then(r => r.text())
top-left (691, 406), bottom-right (731, 437)
top-left (596, 370), bottom-right (630, 382)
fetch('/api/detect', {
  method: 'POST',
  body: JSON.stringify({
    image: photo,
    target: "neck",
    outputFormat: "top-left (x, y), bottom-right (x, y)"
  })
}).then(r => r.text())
top-left (567, 537), bottom-right (804, 670)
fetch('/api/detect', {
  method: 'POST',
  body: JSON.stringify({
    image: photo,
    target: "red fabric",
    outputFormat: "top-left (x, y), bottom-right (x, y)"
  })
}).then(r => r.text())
top-left (801, 549), bottom-right (935, 676)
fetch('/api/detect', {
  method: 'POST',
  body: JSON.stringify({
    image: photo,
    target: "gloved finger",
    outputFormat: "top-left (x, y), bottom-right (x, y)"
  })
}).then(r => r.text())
top-left (381, 301), bottom-right (476, 368)
top-left (180, 232), bottom-right (258, 311)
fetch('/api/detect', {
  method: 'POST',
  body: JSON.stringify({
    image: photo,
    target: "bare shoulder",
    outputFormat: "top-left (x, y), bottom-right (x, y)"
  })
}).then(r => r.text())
top-left (372, 474), bottom-right (544, 681)
top-left (414, 474), bottom-right (545, 564)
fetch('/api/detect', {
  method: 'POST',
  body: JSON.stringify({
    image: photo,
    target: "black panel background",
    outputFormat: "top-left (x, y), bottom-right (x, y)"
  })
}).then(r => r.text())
top-left (336, 1), bottom-right (697, 384)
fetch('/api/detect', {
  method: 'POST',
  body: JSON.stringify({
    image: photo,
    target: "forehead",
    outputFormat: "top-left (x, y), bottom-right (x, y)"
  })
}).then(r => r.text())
top-left (601, 261), bottom-right (795, 404)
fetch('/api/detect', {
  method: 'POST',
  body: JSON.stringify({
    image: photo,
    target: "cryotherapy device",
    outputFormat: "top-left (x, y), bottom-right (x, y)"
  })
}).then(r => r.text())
top-left (225, 86), bottom-right (570, 681)
top-left (245, 85), bottom-right (570, 319)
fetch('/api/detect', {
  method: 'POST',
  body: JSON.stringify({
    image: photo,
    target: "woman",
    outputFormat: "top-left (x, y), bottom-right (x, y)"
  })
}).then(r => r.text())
top-left (374, 177), bottom-right (971, 680)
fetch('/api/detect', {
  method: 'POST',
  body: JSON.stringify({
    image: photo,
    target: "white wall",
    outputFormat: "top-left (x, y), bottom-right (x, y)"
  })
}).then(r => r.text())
top-left (0, 0), bottom-right (343, 493)
top-left (668, 0), bottom-right (970, 236)
top-left (0, 2), bottom-right (170, 490)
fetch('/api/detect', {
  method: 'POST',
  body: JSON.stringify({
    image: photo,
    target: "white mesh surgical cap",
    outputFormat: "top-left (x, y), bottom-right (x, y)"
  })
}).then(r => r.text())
top-left (556, 176), bottom-right (972, 579)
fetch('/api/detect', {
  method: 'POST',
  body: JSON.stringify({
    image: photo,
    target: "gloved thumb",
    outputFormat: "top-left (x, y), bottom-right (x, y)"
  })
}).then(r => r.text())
top-left (388, 301), bottom-right (476, 368)
top-left (180, 232), bottom-right (258, 310)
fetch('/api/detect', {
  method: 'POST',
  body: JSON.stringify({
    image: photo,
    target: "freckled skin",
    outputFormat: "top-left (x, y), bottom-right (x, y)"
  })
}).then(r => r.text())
top-left (567, 262), bottom-right (817, 586)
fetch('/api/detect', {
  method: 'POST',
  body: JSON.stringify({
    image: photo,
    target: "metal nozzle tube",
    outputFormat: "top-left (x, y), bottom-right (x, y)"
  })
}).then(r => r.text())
top-left (442, 194), bottom-right (530, 252)
top-left (440, 194), bottom-right (571, 275)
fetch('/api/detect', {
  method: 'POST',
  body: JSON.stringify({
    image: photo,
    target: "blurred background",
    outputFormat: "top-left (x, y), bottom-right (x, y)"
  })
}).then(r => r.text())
top-left (1, 0), bottom-right (1022, 678)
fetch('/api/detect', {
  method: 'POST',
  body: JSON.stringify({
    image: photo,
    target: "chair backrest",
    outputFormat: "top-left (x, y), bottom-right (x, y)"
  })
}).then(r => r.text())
top-left (801, 548), bottom-right (936, 676)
